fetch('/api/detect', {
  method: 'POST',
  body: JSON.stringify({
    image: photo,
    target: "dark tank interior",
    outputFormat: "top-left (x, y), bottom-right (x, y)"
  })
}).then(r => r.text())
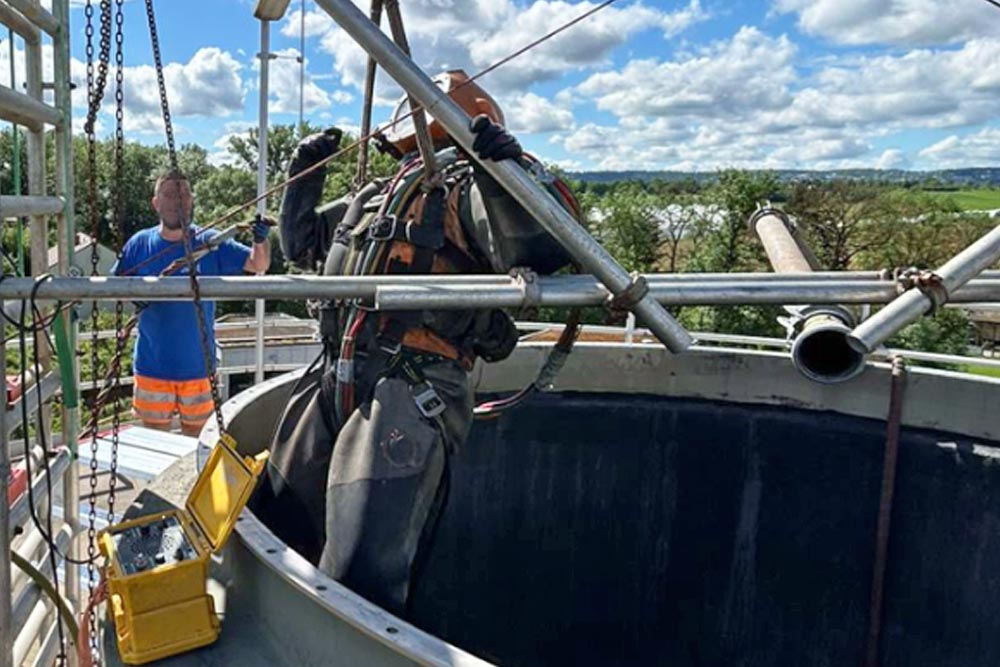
top-left (380, 391), bottom-right (1000, 667)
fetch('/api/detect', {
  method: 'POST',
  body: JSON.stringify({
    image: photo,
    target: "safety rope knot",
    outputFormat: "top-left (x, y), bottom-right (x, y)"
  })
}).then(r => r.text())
top-left (608, 273), bottom-right (649, 314)
top-left (895, 267), bottom-right (948, 313)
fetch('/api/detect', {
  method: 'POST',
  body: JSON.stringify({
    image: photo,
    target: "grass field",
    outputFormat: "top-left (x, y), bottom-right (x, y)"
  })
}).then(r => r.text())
top-left (925, 189), bottom-right (1000, 211)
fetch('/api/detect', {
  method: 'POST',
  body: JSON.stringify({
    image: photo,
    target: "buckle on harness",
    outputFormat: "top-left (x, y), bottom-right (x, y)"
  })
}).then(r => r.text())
top-left (411, 382), bottom-right (446, 419)
top-left (368, 214), bottom-right (398, 241)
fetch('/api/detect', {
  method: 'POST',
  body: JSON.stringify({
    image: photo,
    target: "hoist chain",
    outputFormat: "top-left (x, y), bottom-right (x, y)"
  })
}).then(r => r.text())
top-left (145, 0), bottom-right (226, 436)
top-left (84, 0), bottom-right (112, 135)
top-left (107, 0), bottom-right (126, 526)
top-left (83, 1), bottom-right (102, 660)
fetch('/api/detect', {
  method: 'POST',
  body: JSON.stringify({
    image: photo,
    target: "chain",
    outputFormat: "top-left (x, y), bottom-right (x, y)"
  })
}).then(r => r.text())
top-left (144, 0), bottom-right (226, 435)
top-left (107, 0), bottom-right (125, 525)
top-left (84, 1), bottom-right (112, 135)
top-left (83, 1), bottom-right (102, 661)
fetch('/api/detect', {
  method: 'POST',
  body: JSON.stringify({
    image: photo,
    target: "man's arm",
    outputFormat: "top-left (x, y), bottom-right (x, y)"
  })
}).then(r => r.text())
top-left (244, 216), bottom-right (272, 274)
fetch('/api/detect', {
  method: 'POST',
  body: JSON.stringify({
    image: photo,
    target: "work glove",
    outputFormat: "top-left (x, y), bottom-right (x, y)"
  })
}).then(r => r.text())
top-left (470, 114), bottom-right (522, 162)
top-left (252, 214), bottom-right (275, 244)
top-left (289, 127), bottom-right (344, 176)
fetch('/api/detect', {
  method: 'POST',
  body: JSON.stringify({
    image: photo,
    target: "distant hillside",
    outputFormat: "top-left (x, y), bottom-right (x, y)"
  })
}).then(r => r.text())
top-left (568, 168), bottom-right (1000, 187)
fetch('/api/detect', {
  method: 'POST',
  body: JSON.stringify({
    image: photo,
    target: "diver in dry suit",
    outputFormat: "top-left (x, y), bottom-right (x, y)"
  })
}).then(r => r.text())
top-left (251, 70), bottom-right (579, 615)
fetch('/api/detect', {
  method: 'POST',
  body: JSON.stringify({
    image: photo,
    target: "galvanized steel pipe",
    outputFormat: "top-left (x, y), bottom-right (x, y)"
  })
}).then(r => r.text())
top-left (850, 224), bottom-right (1000, 353)
top-left (0, 288), bottom-right (10, 667)
top-left (753, 210), bottom-right (814, 274)
top-left (311, 0), bottom-right (693, 353)
top-left (5, 0), bottom-right (57, 36)
top-left (2, 275), bottom-right (1000, 305)
top-left (0, 2), bottom-right (39, 43)
top-left (752, 208), bottom-right (865, 383)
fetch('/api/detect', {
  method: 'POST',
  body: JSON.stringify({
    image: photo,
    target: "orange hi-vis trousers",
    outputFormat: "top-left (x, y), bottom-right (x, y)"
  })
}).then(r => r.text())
top-left (132, 374), bottom-right (214, 429)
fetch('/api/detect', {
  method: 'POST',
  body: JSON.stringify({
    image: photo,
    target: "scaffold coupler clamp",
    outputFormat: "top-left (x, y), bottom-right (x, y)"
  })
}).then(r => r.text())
top-left (777, 304), bottom-right (856, 340)
top-left (510, 267), bottom-right (542, 311)
top-left (608, 273), bottom-right (650, 314)
top-left (895, 267), bottom-right (948, 314)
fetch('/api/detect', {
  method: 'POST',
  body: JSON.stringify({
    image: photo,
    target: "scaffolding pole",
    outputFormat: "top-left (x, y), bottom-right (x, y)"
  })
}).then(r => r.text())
top-left (52, 0), bottom-right (80, 619)
top-left (2, 274), bottom-right (1000, 305)
top-left (254, 18), bottom-right (271, 385)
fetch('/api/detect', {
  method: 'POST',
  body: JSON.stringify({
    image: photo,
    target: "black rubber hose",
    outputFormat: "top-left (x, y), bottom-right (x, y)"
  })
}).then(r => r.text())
top-left (323, 179), bottom-right (384, 277)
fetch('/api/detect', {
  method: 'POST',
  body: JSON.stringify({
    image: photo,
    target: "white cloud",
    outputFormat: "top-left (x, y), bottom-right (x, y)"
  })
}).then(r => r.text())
top-left (472, 0), bottom-right (710, 90)
top-left (281, 8), bottom-right (337, 39)
top-left (291, 0), bottom-right (706, 109)
top-left (577, 27), bottom-right (796, 119)
top-left (121, 48), bottom-right (245, 135)
top-left (875, 148), bottom-right (909, 170)
top-left (775, 38), bottom-right (1000, 132)
top-left (773, 0), bottom-right (999, 47)
top-left (662, 0), bottom-right (709, 37)
top-left (555, 22), bottom-right (1000, 171)
top-left (331, 90), bottom-right (355, 105)
top-left (259, 48), bottom-right (331, 114)
top-left (502, 91), bottom-right (573, 134)
top-left (771, 136), bottom-right (870, 163)
top-left (919, 128), bottom-right (1000, 168)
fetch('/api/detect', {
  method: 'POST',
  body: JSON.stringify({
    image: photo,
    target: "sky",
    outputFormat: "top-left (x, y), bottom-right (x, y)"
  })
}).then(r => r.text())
top-left (10, 0), bottom-right (1000, 172)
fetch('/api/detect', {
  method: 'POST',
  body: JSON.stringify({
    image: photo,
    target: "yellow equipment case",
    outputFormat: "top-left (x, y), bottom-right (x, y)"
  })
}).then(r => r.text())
top-left (98, 435), bottom-right (267, 664)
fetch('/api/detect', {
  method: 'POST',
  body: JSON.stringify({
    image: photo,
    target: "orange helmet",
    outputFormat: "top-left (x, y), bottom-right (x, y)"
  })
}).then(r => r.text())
top-left (383, 69), bottom-right (505, 156)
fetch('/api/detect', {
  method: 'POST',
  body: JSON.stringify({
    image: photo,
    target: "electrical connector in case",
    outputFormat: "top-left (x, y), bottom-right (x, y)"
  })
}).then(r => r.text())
top-left (99, 434), bottom-right (268, 665)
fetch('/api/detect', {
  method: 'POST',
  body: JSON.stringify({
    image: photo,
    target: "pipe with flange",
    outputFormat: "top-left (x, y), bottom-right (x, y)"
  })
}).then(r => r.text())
top-left (311, 0), bottom-right (693, 354)
top-left (751, 207), bottom-right (865, 384)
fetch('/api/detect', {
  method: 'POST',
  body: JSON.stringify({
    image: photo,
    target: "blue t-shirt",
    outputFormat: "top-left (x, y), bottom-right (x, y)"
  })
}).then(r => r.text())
top-left (114, 226), bottom-right (251, 381)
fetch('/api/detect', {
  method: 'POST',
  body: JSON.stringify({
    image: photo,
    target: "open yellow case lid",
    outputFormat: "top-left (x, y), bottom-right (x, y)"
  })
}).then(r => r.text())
top-left (185, 433), bottom-right (268, 552)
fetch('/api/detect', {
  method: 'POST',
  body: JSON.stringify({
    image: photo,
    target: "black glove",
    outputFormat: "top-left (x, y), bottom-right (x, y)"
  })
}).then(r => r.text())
top-left (470, 114), bottom-right (522, 162)
top-left (252, 214), bottom-right (275, 244)
top-left (289, 127), bottom-right (343, 176)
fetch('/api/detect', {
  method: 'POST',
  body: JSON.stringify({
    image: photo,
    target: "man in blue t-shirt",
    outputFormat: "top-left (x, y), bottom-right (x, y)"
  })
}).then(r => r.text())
top-left (114, 170), bottom-right (271, 436)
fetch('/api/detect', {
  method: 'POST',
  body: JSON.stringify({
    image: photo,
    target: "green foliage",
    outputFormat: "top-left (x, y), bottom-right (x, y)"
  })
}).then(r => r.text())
top-left (687, 170), bottom-right (778, 274)
top-left (195, 165), bottom-right (258, 222)
top-left (787, 180), bottom-right (892, 270)
top-left (925, 188), bottom-right (1000, 212)
top-left (591, 186), bottom-right (662, 273)
top-left (888, 308), bottom-right (972, 357)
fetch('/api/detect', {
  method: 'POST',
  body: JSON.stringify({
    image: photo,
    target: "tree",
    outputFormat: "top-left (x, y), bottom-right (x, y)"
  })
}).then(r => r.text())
top-left (680, 170), bottom-right (784, 337)
top-left (227, 124), bottom-right (304, 181)
top-left (655, 196), bottom-right (705, 272)
top-left (194, 165), bottom-right (258, 222)
top-left (687, 169), bottom-right (779, 274)
top-left (855, 191), bottom-right (962, 269)
top-left (787, 180), bottom-right (892, 270)
top-left (592, 186), bottom-right (662, 273)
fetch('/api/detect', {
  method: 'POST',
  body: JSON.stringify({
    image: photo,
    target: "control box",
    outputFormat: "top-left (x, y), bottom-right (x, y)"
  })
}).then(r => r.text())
top-left (99, 435), bottom-right (267, 665)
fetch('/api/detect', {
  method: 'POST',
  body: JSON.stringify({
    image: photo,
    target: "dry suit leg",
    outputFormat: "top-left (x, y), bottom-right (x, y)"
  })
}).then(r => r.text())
top-left (318, 376), bottom-right (448, 614)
